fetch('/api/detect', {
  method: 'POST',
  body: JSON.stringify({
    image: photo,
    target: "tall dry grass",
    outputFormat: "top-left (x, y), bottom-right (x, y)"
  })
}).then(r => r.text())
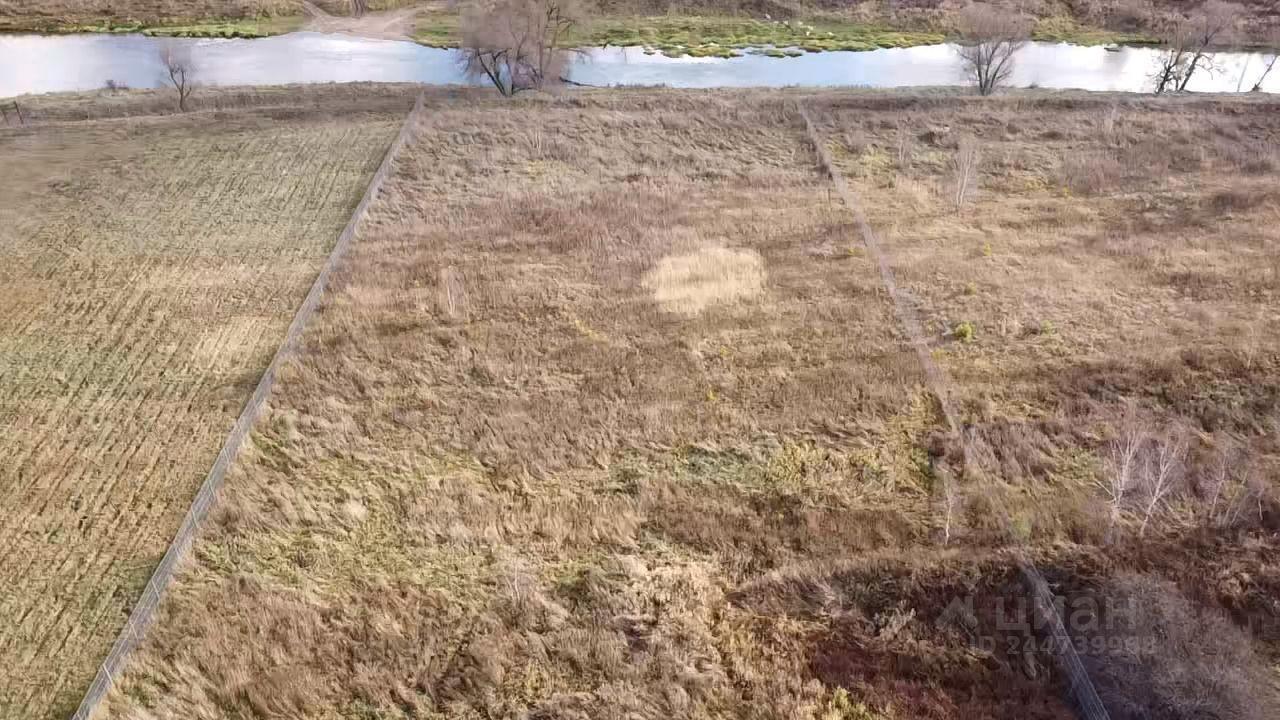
top-left (91, 88), bottom-right (1280, 720)
top-left (100, 89), bottom-right (1000, 720)
top-left (807, 92), bottom-right (1280, 542)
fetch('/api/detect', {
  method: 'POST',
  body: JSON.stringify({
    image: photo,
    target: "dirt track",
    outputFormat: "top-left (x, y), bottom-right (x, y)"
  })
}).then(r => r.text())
top-left (301, 0), bottom-right (422, 40)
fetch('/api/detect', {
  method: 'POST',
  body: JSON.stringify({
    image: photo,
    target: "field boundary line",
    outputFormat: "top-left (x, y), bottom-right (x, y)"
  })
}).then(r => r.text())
top-left (797, 102), bottom-right (1112, 720)
top-left (69, 92), bottom-right (425, 720)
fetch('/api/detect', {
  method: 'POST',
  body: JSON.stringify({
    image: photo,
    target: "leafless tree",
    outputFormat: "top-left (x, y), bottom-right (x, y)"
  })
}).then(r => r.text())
top-left (1251, 29), bottom-right (1279, 92)
top-left (1152, 2), bottom-right (1238, 93)
top-left (351, 0), bottom-right (369, 17)
top-left (936, 469), bottom-right (962, 545)
top-left (460, 0), bottom-right (580, 97)
top-left (1152, 23), bottom-right (1193, 93)
top-left (1100, 422), bottom-right (1145, 543)
top-left (954, 4), bottom-right (1030, 96)
top-left (158, 42), bottom-right (198, 112)
top-left (952, 135), bottom-right (980, 208)
top-left (1138, 430), bottom-right (1185, 537)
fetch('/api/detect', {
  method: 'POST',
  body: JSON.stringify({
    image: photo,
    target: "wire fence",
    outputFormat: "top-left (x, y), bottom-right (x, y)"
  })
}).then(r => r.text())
top-left (69, 92), bottom-right (424, 720)
top-left (799, 103), bottom-right (1112, 720)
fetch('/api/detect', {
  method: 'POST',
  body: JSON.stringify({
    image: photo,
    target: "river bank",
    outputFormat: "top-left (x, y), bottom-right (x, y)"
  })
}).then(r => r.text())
top-left (0, 3), bottom-right (1169, 54)
top-left (2, 30), bottom-right (1277, 99)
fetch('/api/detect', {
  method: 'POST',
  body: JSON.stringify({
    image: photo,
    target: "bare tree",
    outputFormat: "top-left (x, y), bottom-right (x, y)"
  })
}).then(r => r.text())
top-left (1251, 29), bottom-right (1279, 92)
top-left (351, 0), bottom-right (369, 17)
top-left (1138, 430), bottom-right (1185, 537)
top-left (158, 42), bottom-right (198, 112)
top-left (1152, 2), bottom-right (1238, 93)
top-left (1100, 422), bottom-right (1145, 543)
top-left (952, 135), bottom-right (980, 208)
top-left (460, 0), bottom-right (580, 97)
top-left (1152, 22), bottom-right (1194, 93)
top-left (954, 4), bottom-right (1030, 96)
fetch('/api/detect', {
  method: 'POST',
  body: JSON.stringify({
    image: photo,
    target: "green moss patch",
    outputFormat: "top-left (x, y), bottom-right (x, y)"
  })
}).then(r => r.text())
top-left (584, 16), bottom-right (943, 57)
top-left (411, 12), bottom-right (944, 55)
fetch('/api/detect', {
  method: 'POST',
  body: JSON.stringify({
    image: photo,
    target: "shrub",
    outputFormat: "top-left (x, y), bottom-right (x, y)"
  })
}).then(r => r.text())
top-left (1085, 573), bottom-right (1280, 720)
top-left (1059, 152), bottom-right (1124, 196)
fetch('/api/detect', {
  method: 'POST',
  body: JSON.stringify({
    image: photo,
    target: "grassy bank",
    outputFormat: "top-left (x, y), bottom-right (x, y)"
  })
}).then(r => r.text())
top-left (0, 14), bottom-right (302, 38)
top-left (414, 11), bottom-right (943, 56)
top-left (414, 10), bottom-right (1162, 57)
top-left (1030, 16), bottom-right (1156, 46)
top-left (0, 5), bottom-right (1162, 54)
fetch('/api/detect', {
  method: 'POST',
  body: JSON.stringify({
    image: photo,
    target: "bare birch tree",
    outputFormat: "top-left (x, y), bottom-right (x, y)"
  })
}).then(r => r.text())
top-left (1101, 423), bottom-right (1145, 543)
top-left (158, 42), bottom-right (198, 112)
top-left (460, 0), bottom-right (580, 96)
top-left (1138, 431), bottom-right (1186, 537)
top-left (954, 4), bottom-right (1030, 96)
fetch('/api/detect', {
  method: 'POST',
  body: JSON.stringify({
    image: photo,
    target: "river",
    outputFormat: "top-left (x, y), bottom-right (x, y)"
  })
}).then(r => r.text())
top-left (1, 31), bottom-right (1277, 98)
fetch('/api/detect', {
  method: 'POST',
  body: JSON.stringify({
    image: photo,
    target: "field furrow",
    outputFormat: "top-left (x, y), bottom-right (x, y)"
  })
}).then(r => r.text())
top-left (0, 102), bottom-right (403, 720)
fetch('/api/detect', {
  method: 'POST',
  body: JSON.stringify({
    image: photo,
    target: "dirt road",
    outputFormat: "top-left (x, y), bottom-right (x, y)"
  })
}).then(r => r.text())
top-left (301, 0), bottom-right (422, 40)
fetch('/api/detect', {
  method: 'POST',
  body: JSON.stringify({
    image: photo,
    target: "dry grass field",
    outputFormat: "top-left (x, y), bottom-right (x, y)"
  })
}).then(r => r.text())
top-left (0, 93), bottom-right (405, 719)
top-left (809, 94), bottom-right (1280, 541)
top-left (93, 89), bottom-right (1280, 720)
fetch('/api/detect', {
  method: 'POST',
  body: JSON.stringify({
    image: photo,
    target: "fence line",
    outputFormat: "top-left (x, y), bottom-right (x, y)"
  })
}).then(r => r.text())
top-left (798, 103), bottom-right (1112, 720)
top-left (1, 100), bottom-right (25, 125)
top-left (69, 92), bottom-right (424, 720)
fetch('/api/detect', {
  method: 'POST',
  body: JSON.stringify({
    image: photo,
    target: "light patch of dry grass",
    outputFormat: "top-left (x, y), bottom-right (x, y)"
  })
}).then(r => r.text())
top-left (645, 246), bottom-right (765, 315)
top-left (0, 100), bottom-right (401, 720)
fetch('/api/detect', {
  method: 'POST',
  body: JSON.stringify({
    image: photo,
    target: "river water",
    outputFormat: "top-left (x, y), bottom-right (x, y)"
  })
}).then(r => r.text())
top-left (1, 30), bottom-right (1277, 98)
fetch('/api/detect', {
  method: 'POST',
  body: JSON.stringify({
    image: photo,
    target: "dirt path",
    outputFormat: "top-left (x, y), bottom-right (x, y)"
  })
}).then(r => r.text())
top-left (301, 0), bottom-right (423, 41)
